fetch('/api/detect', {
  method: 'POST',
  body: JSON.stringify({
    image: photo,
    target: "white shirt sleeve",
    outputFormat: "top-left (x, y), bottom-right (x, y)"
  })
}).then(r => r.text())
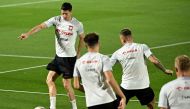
top-left (102, 55), bottom-right (113, 72)
top-left (73, 60), bottom-right (80, 77)
top-left (142, 44), bottom-right (152, 58)
top-left (44, 17), bottom-right (56, 28)
top-left (110, 52), bottom-right (118, 67)
top-left (158, 85), bottom-right (169, 108)
top-left (77, 22), bottom-right (84, 35)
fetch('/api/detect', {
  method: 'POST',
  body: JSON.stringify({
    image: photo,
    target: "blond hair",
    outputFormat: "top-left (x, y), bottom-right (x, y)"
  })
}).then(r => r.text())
top-left (175, 55), bottom-right (190, 72)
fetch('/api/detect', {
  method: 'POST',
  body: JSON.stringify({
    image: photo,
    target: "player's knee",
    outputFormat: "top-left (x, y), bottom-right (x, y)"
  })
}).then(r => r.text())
top-left (73, 84), bottom-right (80, 90)
top-left (147, 104), bottom-right (154, 109)
top-left (46, 78), bottom-right (54, 85)
top-left (147, 100), bottom-right (155, 109)
top-left (64, 83), bottom-right (70, 90)
top-left (63, 81), bottom-right (72, 91)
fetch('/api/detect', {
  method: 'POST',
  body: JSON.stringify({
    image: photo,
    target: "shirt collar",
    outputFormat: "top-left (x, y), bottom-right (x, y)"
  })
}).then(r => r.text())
top-left (178, 77), bottom-right (190, 80)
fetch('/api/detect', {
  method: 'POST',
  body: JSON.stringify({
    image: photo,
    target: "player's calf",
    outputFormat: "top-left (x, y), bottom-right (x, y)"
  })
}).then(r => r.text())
top-left (63, 79), bottom-right (77, 109)
top-left (46, 71), bottom-right (59, 109)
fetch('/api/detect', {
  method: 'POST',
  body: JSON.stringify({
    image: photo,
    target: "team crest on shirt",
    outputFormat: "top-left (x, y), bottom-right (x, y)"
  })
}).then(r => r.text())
top-left (68, 25), bottom-right (73, 31)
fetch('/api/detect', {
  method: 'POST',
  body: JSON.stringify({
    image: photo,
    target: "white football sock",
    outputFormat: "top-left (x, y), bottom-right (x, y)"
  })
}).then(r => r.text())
top-left (50, 97), bottom-right (56, 109)
top-left (70, 99), bottom-right (77, 109)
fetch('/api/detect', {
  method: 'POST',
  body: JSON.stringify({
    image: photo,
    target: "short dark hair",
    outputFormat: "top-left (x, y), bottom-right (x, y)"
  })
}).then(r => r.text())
top-left (175, 55), bottom-right (190, 72)
top-left (120, 28), bottom-right (132, 37)
top-left (84, 33), bottom-right (99, 47)
top-left (61, 2), bottom-right (72, 11)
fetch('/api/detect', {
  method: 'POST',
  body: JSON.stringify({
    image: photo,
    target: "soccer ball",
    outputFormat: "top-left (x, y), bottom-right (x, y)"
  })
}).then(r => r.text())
top-left (34, 106), bottom-right (46, 109)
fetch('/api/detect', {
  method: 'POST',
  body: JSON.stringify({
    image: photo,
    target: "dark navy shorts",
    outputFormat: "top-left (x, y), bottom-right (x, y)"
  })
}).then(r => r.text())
top-left (46, 55), bottom-right (77, 79)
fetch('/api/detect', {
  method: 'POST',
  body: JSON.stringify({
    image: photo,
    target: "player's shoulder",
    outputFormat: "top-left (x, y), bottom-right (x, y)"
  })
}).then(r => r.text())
top-left (75, 57), bottom-right (83, 67)
top-left (100, 53), bottom-right (109, 59)
top-left (111, 47), bottom-right (123, 57)
top-left (114, 49), bottom-right (120, 55)
top-left (51, 15), bottom-right (62, 20)
top-left (99, 53), bottom-right (111, 63)
top-left (77, 52), bottom-right (91, 61)
top-left (134, 43), bottom-right (148, 47)
top-left (135, 43), bottom-right (150, 50)
top-left (72, 17), bottom-right (83, 25)
top-left (161, 79), bottom-right (178, 91)
top-left (77, 54), bottom-right (86, 62)
top-left (72, 17), bottom-right (80, 22)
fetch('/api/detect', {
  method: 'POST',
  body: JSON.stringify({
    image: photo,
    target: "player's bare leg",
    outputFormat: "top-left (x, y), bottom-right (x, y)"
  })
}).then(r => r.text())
top-left (46, 71), bottom-right (59, 109)
top-left (63, 79), bottom-right (77, 109)
top-left (147, 98), bottom-right (155, 109)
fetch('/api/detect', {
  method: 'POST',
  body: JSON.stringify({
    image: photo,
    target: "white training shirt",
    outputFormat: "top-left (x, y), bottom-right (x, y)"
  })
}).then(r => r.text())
top-left (44, 16), bottom-right (84, 57)
top-left (74, 52), bottom-right (116, 107)
top-left (110, 43), bottom-right (152, 90)
top-left (158, 77), bottom-right (190, 109)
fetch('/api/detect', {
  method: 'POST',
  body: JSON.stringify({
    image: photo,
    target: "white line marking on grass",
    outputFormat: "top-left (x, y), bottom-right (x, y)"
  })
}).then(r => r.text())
top-left (0, 41), bottom-right (183, 103)
top-left (0, 54), bottom-right (53, 59)
top-left (0, 64), bottom-right (46, 74)
top-left (0, 89), bottom-right (158, 103)
top-left (1, 41), bottom-right (189, 59)
top-left (0, 41), bottom-right (189, 74)
top-left (0, 0), bottom-right (61, 8)
top-left (151, 41), bottom-right (190, 49)
top-left (0, 89), bottom-right (85, 98)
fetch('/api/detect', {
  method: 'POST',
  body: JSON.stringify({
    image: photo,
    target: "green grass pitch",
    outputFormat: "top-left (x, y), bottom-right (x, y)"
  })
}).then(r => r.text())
top-left (0, 0), bottom-right (190, 109)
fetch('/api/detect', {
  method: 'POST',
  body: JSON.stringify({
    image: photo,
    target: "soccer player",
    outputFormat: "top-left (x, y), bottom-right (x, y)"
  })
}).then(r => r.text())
top-left (158, 55), bottom-right (190, 109)
top-left (18, 2), bottom-right (84, 109)
top-left (73, 33), bottom-right (126, 109)
top-left (110, 28), bottom-right (173, 109)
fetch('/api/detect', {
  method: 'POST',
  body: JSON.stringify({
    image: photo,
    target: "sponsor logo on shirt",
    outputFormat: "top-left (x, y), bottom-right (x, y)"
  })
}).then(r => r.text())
top-left (82, 60), bottom-right (98, 64)
top-left (176, 86), bottom-right (190, 91)
top-left (182, 95), bottom-right (190, 100)
top-left (87, 68), bottom-right (96, 72)
top-left (82, 60), bottom-right (98, 72)
top-left (122, 49), bottom-right (138, 55)
top-left (178, 95), bottom-right (190, 103)
top-left (56, 28), bottom-right (73, 36)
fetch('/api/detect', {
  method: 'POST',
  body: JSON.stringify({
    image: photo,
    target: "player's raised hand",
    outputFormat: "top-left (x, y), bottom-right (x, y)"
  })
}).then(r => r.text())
top-left (165, 69), bottom-right (173, 75)
top-left (118, 98), bottom-right (126, 109)
top-left (18, 33), bottom-right (29, 40)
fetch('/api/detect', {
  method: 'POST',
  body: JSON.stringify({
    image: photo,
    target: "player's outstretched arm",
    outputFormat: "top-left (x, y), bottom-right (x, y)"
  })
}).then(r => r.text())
top-left (73, 77), bottom-right (84, 92)
top-left (148, 55), bottom-right (173, 75)
top-left (18, 23), bottom-right (47, 40)
top-left (104, 71), bottom-right (126, 109)
top-left (77, 33), bottom-right (85, 58)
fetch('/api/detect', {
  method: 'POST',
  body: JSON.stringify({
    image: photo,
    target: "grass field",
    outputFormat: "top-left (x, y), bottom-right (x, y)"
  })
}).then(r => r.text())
top-left (0, 0), bottom-right (190, 109)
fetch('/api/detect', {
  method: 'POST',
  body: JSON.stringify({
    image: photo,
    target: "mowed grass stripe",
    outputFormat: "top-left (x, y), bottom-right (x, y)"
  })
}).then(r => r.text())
top-left (0, 0), bottom-right (61, 8)
top-left (0, 40), bottom-right (189, 59)
top-left (0, 64), bottom-right (47, 74)
top-left (0, 88), bottom-right (158, 103)
top-left (0, 0), bottom-right (189, 108)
